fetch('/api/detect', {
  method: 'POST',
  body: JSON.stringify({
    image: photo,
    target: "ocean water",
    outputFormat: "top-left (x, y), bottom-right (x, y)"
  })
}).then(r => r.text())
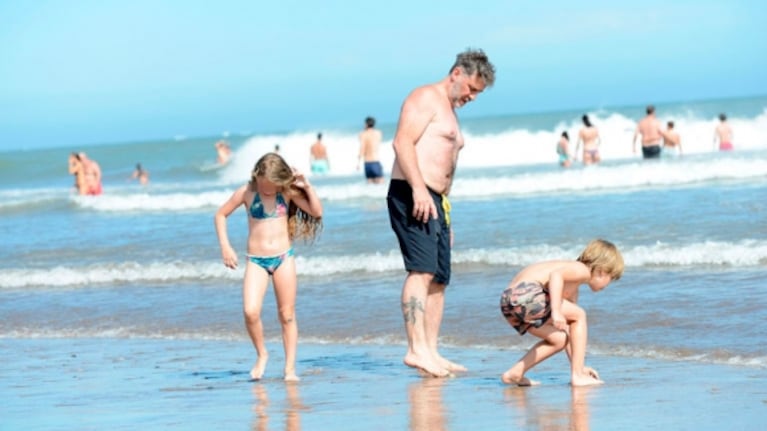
top-left (2, 95), bottom-right (767, 374)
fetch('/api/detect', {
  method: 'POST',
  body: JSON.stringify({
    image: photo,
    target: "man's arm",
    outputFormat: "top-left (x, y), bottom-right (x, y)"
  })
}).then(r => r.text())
top-left (391, 87), bottom-right (438, 222)
top-left (713, 126), bottom-right (720, 149)
top-left (574, 133), bottom-right (582, 160)
top-left (656, 121), bottom-right (671, 142)
top-left (632, 127), bottom-right (639, 153)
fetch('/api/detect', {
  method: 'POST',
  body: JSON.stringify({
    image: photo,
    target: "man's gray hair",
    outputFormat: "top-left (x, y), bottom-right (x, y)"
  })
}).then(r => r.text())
top-left (451, 48), bottom-right (496, 86)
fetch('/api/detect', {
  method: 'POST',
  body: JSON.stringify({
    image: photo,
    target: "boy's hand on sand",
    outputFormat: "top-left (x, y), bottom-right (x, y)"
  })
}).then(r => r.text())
top-left (222, 247), bottom-right (238, 269)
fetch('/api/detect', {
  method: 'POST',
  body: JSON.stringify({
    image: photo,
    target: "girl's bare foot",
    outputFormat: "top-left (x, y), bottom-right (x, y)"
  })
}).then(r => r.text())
top-left (250, 356), bottom-right (268, 380)
top-left (583, 366), bottom-right (600, 380)
top-left (284, 373), bottom-right (300, 382)
top-left (570, 374), bottom-right (604, 387)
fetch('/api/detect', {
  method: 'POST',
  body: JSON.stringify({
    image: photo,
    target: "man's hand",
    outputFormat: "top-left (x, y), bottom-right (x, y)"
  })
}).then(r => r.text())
top-left (411, 187), bottom-right (437, 223)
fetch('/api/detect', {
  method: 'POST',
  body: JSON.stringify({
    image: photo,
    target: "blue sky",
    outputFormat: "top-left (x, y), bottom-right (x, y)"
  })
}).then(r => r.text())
top-left (1, 1), bottom-right (765, 151)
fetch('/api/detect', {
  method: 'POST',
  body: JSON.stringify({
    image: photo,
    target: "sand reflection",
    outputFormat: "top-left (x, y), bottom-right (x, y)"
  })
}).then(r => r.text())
top-left (251, 384), bottom-right (270, 431)
top-left (251, 383), bottom-right (306, 431)
top-left (408, 378), bottom-right (447, 430)
top-left (503, 386), bottom-right (594, 430)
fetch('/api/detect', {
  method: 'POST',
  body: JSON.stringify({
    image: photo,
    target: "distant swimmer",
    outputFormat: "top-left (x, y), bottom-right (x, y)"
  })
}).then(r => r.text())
top-left (215, 140), bottom-right (232, 165)
top-left (131, 163), bottom-right (150, 185)
top-left (714, 113), bottom-right (734, 151)
top-left (68, 152), bottom-right (86, 193)
top-left (632, 105), bottom-right (667, 160)
top-left (575, 115), bottom-right (601, 165)
top-left (556, 131), bottom-right (572, 167)
top-left (78, 152), bottom-right (103, 195)
top-left (310, 133), bottom-right (329, 174)
top-left (358, 116), bottom-right (384, 183)
top-left (662, 121), bottom-right (682, 157)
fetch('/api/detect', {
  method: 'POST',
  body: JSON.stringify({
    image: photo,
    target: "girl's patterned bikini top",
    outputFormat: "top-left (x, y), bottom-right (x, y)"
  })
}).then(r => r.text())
top-left (249, 192), bottom-right (288, 219)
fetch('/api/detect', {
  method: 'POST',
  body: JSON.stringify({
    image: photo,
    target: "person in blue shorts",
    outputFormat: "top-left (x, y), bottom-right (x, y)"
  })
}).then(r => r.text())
top-left (310, 133), bottom-right (330, 174)
top-left (357, 116), bottom-right (384, 183)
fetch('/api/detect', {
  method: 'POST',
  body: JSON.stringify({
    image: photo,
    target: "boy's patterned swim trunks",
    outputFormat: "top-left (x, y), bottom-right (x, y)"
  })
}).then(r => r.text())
top-left (500, 281), bottom-right (551, 335)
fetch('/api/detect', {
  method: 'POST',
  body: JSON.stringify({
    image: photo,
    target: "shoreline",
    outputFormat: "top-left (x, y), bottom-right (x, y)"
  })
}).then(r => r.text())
top-left (3, 338), bottom-right (765, 430)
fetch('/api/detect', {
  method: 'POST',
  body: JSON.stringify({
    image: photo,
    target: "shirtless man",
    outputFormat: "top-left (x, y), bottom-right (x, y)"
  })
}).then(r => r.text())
top-left (357, 116), bottom-right (384, 183)
top-left (632, 105), bottom-right (667, 159)
top-left (310, 133), bottom-right (330, 174)
top-left (663, 121), bottom-right (682, 157)
top-left (714, 113), bottom-right (734, 151)
top-left (574, 114), bottom-right (601, 165)
top-left (387, 48), bottom-right (495, 377)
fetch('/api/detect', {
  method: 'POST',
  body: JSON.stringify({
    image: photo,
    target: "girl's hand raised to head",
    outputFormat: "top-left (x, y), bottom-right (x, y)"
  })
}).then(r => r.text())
top-left (292, 168), bottom-right (311, 190)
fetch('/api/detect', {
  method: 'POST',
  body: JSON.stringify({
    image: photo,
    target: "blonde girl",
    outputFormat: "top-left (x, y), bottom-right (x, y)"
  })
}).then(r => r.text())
top-left (215, 152), bottom-right (322, 381)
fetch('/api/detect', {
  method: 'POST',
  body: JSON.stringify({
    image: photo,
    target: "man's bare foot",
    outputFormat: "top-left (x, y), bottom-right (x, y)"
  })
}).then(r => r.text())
top-left (404, 353), bottom-right (450, 378)
top-left (416, 368), bottom-right (455, 378)
top-left (250, 356), bottom-right (268, 380)
top-left (435, 354), bottom-right (467, 373)
top-left (501, 371), bottom-right (540, 386)
top-left (570, 374), bottom-right (604, 387)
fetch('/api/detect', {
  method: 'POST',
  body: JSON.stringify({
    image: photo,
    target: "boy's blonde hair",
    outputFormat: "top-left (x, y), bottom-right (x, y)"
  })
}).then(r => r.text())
top-left (577, 239), bottom-right (624, 280)
top-left (248, 152), bottom-right (322, 241)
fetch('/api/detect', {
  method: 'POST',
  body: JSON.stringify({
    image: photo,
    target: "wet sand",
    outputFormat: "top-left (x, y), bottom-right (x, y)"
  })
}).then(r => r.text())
top-left (2, 338), bottom-right (766, 430)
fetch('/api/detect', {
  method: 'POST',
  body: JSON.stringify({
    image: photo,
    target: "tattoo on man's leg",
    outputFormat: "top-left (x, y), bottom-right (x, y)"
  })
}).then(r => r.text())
top-left (402, 297), bottom-right (424, 324)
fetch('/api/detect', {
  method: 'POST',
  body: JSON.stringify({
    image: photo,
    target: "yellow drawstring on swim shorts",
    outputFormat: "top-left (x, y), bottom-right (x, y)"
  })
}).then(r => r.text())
top-left (441, 194), bottom-right (451, 227)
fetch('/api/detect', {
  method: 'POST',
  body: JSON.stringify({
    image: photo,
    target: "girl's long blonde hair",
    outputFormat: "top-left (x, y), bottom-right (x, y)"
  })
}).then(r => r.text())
top-left (248, 152), bottom-right (322, 241)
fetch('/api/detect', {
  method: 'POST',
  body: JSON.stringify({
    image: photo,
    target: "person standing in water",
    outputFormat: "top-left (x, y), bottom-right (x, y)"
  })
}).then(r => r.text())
top-left (714, 113), bottom-right (734, 151)
top-left (663, 121), bottom-right (682, 157)
top-left (215, 140), bottom-right (232, 165)
top-left (633, 105), bottom-right (667, 159)
top-left (131, 163), bottom-right (150, 185)
top-left (310, 133), bottom-right (330, 175)
top-left (575, 115), bottom-right (601, 165)
top-left (556, 132), bottom-right (572, 168)
top-left (358, 116), bottom-right (385, 183)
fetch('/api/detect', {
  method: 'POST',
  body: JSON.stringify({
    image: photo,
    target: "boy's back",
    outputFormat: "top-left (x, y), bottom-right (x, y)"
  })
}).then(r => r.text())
top-left (510, 260), bottom-right (591, 302)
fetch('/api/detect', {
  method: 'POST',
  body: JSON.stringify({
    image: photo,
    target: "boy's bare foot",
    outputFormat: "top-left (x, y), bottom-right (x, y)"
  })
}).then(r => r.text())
top-left (501, 371), bottom-right (540, 386)
top-left (250, 356), bottom-right (268, 380)
top-left (404, 353), bottom-right (451, 378)
top-left (570, 374), bottom-right (604, 387)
